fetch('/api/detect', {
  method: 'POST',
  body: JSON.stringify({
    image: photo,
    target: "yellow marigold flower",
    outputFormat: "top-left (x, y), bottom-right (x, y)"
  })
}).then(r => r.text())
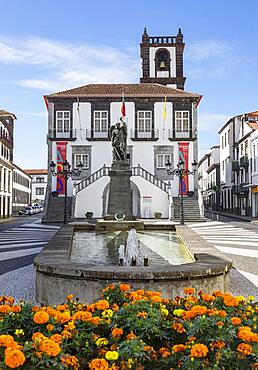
top-left (62, 355), bottom-right (79, 369)
top-left (231, 317), bottom-right (241, 325)
top-left (33, 310), bottom-right (49, 324)
top-left (111, 328), bottom-right (123, 338)
top-left (102, 309), bottom-right (113, 319)
top-left (58, 311), bottom-right (71, 324)
top-left (65, 320), bottom-right (76, 330)
top-left (126, 332), bottom-right (136, 340)
top-left (248, 295), bottom-right (255, 301)
top-left (105, 350), bottom-right (119, 361)
top-left (66, 294), bottom-right (74, 301)
top-left (89, 358), bottom-right (109, 370)
top-left (96, 337), bottom-right (108, 347)
top-left (14, 329), bottom-right (24, 337)
top-left (173, 309), bottom-right (185, 317)
top-left (161, 308), bottom-right (169, 316)
top-left (95, 300), bottom-right (110, 311)
top-left (184, 287), bottom-right (195, 295)
top-left (4, 348), bottom-right (25, 368)
top-left (190, 344), bottom-right (208, 358)
top-left (39, 338), bottom-right (61, 357)
top-left (119, 283), bottom-right (130, 292)
top-left (172, 344), bottom-right (186, 353)
top-left (237, 343), bottom-right (253, 355)
top-left (237, 295), bottom-right (245, 302)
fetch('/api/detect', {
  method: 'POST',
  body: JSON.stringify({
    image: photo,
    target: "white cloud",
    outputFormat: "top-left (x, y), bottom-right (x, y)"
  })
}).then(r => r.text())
top-left (187, 40), bottom-right (233, 63)
top-left (0, 35), bottom-right (139, 92)
top-left (198, 112), bottom-right (231, 133)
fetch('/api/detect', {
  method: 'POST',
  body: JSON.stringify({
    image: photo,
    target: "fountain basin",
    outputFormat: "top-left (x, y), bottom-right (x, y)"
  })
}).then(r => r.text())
top-left (34, 224), bottom-right (232, 305)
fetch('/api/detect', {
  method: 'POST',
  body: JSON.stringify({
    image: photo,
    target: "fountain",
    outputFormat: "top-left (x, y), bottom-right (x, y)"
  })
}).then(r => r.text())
top-left (34, 117), bottom-right (232, 305)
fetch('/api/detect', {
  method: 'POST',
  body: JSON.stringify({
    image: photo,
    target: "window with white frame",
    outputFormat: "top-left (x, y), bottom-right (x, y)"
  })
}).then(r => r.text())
top-left (175, 111), bottom-right (189, 137)
top-left (137, 111), bottom-right (152, 137)
top-left (36, 187), bottom-right (45, 196)
top-left (56, 111), bottom-right (70, 133)
top-left (93, 111), bottom-right (108, 138)
top-left (74, 154), bottom-right (89, 169)
top-left (156, 154), bottom-right (171, 169)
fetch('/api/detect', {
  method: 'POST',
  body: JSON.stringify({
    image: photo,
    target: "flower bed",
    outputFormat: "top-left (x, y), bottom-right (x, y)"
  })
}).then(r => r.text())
top-left (0, 285), bottom-right (257, 369)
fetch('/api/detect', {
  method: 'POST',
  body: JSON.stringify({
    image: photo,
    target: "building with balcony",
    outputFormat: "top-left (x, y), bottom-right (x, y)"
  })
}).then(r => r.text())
top-left (218, 110), bottom-right (258, 216)
top-left (198, 145), bottom-right (220, 211)
top-left (43, 28), bottom-right (202, 222)
top-left (0, 109), bottom-right (16, 219)
top-left (12, 165), bottom-right (32, 213)
top-left (24, 169), bottom-right (48, 204)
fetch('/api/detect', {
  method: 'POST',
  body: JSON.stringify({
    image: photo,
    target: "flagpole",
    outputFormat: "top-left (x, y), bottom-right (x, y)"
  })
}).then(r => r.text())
top-left (163, 95), bottom-right (167, 140)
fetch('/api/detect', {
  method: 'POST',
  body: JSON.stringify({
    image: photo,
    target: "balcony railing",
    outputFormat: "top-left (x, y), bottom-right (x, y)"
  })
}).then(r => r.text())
top-left (232, 185), bottom-right (240, 194)
top-left (86, 129), bottom-right (109, 140)
top-left (168, 129), bottom-right (194, 140)
top-left (232, 160), bottom-right (240, 171)
top-left (239, 183), bottom-right (249, 194)
top-left (240, 155), bottom-right (249, 168)
top-left (130, 129), bottom-right (159, 141)
top-left (48, 129), bottom-right (77, 140)
top-left (149, 36), bottom-right (176, 44)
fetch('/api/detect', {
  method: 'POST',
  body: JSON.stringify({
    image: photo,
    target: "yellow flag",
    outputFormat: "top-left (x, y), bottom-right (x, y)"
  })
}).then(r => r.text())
top-left (163, 96), bottom-right (167, 122)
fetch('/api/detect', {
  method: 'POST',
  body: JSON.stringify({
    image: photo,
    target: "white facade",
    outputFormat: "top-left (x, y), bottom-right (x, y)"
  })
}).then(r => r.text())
top-left (250, 129), bottom-right (258, 217)
top-left (12, 165), bottom-right (31, 212)
top-left (25, 171), bottom-right (48, 204)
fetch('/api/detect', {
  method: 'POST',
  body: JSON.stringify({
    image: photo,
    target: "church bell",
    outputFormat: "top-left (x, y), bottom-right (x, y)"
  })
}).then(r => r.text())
top-left (159, 60), bottom-right (166, 69)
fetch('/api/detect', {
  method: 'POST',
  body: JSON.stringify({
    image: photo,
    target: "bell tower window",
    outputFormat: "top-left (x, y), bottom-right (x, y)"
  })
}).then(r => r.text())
top-left (155, 49), bottom-right (170, 78)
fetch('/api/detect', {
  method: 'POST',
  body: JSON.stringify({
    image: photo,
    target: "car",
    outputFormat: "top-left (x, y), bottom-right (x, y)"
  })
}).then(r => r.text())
top-left (18, 206), bottom-right (34, 216)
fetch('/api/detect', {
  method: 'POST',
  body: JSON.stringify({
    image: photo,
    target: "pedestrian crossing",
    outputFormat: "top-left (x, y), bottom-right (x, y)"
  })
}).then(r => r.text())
top-left (0, 221), bottom-right (59, 275)
top-left (189, 221), bottom-right (258, 298)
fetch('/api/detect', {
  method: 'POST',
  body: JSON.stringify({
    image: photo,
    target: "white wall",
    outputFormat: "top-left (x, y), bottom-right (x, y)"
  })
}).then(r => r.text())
top-left (149, 46), bottom-right (176, 78)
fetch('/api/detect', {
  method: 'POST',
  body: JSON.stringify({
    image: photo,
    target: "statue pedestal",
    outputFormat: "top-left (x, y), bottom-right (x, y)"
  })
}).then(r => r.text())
top-left (106, 161), bottom-right (134, 220)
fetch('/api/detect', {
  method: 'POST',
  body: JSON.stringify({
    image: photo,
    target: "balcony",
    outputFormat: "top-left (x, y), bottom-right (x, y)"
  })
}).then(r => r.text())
top-left (239, 183), bottom-right (249, 195)
top-left (232, 185), bottom-right (240, 194)
top-left (240, 155), bottom-right (249, 168)
top-left (0, 133), bottom-right (13, 148)
top-left (130, 129), bottom-right (159, 141)
top-left (168, 129), bottom-right (195, 141)
top-left (48, 129), bottom-right (77, 141)
top-left (232, 160), bottom-right (240, 171)
top-left (86, 129), bottom-right (110, 141)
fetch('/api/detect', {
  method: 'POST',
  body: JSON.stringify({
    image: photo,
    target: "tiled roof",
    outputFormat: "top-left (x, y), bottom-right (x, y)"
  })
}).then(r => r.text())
top-left (47, 83), bottom-right (200, 99)
top-left (247, 121), bottom-right (258, 130)
top-left (247, 110), bottom-right (258, 116)
top-left (24, 169), bottom-right (48, 175)
top-left (0, 109), bottom-right (17, 119)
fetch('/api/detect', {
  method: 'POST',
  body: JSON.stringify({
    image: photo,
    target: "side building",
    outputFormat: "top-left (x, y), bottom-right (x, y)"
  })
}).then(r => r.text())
top-left (24, 169), bottom-right (48, 205)
top-left (12, 164), bottom-right (32, 213)
top-left (43, 28), bottom-right (202, 222)
top-left (0, 109), bottom-right (16, 219)
top-left (198, 146), bottom-right (220, 211)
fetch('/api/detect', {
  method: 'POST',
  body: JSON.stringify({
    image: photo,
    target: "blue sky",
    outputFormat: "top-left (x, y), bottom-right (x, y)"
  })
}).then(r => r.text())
top-left (0, 0), bottom-right (258, 168)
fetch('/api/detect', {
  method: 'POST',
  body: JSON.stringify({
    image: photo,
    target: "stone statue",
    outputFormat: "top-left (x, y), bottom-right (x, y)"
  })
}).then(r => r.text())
top-left (110, 117), bottom-right (127, 161)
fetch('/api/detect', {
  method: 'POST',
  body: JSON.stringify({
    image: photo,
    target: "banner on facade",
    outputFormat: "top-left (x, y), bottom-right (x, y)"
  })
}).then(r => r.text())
top-left (56, 142), bottom-right (67, 194)
top-left (178, 142), bottom-right (189, 195)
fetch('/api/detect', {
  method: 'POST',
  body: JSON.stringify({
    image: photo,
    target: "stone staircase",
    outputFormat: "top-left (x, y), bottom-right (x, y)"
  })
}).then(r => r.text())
top-left (173, 197), bottom-right (204, 222)
top-left (42, 196), bottom-right (74, 223)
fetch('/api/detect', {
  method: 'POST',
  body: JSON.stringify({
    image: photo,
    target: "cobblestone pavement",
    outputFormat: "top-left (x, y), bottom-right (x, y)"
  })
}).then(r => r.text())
top-left (189, 221), bottom-right (258, 299)
top-left (0, 215), bottom-right (59, 302)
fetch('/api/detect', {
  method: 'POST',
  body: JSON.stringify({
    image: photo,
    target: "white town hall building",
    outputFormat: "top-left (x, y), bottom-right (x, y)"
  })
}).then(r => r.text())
top-left (43, 28), bottom-right (202, 222)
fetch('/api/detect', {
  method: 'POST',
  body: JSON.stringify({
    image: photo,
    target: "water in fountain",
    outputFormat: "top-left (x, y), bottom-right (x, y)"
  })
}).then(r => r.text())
top-left (118, 228), bottom-right (143, 266)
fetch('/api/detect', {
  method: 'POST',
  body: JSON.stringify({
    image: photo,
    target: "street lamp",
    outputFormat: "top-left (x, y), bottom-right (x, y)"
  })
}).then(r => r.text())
top-left (49, 160), bottom-right (83, 224)
top-left (165, 159), bottom-right (197, 225)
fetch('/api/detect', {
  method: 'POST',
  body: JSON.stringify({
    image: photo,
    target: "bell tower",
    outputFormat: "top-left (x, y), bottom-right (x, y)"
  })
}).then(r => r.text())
top-left (140, 28), bottom-right (186, 90)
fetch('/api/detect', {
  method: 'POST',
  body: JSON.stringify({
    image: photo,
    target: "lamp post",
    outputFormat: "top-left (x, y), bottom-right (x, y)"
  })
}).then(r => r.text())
top-left (49, 160), bottom-right (83, 224)
top-left (165, 159), bottom-right (197, 225)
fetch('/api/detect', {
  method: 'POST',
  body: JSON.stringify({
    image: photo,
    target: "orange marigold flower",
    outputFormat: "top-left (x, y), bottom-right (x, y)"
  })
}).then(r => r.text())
top-left (57, 304), bottom-right (66, 312)
top-left (172, 323), bottom-right (186, 333)
top-left (72, 311), bottom-right (92, 321)
top-left (223, 295), bottom-right (239, 307)
top-left (218, 310), bottom-right (227, 317)
top-left (0, 305), bottom-right (11, 314)
top-left (50, 334), bottom-right (62, 344)
top-left (111, 328), bottom-right (123, 338)
top-left (66, 294), bottom-right (74, 301)
top-left (103, 284), bottom-right (115, 292)
top-left (137, 311), bottom-right (148, 319)
top-left (172, 344), bottom-right (186, 353)
top-left (11, 305), bottom-right (21, 313)
top-left (58, 311), bottom-right (71, 324)
top-left (62, 330), bottom-right (72, 339)
top-left (216, 321), bottom-right (224, 327)
top-left (62, 355), bottom-right (79, 369)
top-left (47, 324), bottom-right (54, 331)
top-left (184, 288), bottom-right (195, 295)
top-left (89, 316), bottom-right (101, 325)
top-left (213, 290), bottom-right (223, 297)
top-left (151, 295), bottom-right (162, 303)
top-left (112, 304), bottom-right (119, 312)
top-left (136, 289), bottom-right (145, 295)
top-left (159, 347), bottom-right (171, 358)
top-left (144, 345), bottom-right (154, 351)
top-left (237, 343), bottom-right (253, 355)
top-left (32, 332), bottom-right (46, 341)
top-left (184, 305), bottom-right (207, 319)
top-left (119, 283), bottom-right (131, 292)
top-left (39, 338), bottom-right (61, 357)
top-left (33, 310), bottom-right (49, 324)
top-left (95, 300), bottom-right (110, 311)
top-left (0, 335), bottom-right (15, 348)
top-left (4, 348), bottom-right (25, 369)
top-left (89, 358), bottom-right (109, 370)
top-left (231, 317), bottom-right (241, 325)
top-left (210, 341), bottom-right (225, 349)
top-left (201, 294), bottom-right (215, 302)
top-left (190, 343), bottom-right (208, 358)
top-left (126, 332), bottom-right (136, 340)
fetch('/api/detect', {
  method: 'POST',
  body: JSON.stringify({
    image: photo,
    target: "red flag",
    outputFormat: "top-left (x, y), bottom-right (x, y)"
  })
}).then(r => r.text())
top-left (121, 93), bottom-right (126, 117)
top-left (43, 95), bottom-right (49, 110)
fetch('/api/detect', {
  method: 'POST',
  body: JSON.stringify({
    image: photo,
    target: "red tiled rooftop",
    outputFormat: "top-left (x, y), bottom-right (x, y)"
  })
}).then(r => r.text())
top-left (24, 169), bottom-right (48, 175)
top-left (47, 83), bottom-right (200, 99)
